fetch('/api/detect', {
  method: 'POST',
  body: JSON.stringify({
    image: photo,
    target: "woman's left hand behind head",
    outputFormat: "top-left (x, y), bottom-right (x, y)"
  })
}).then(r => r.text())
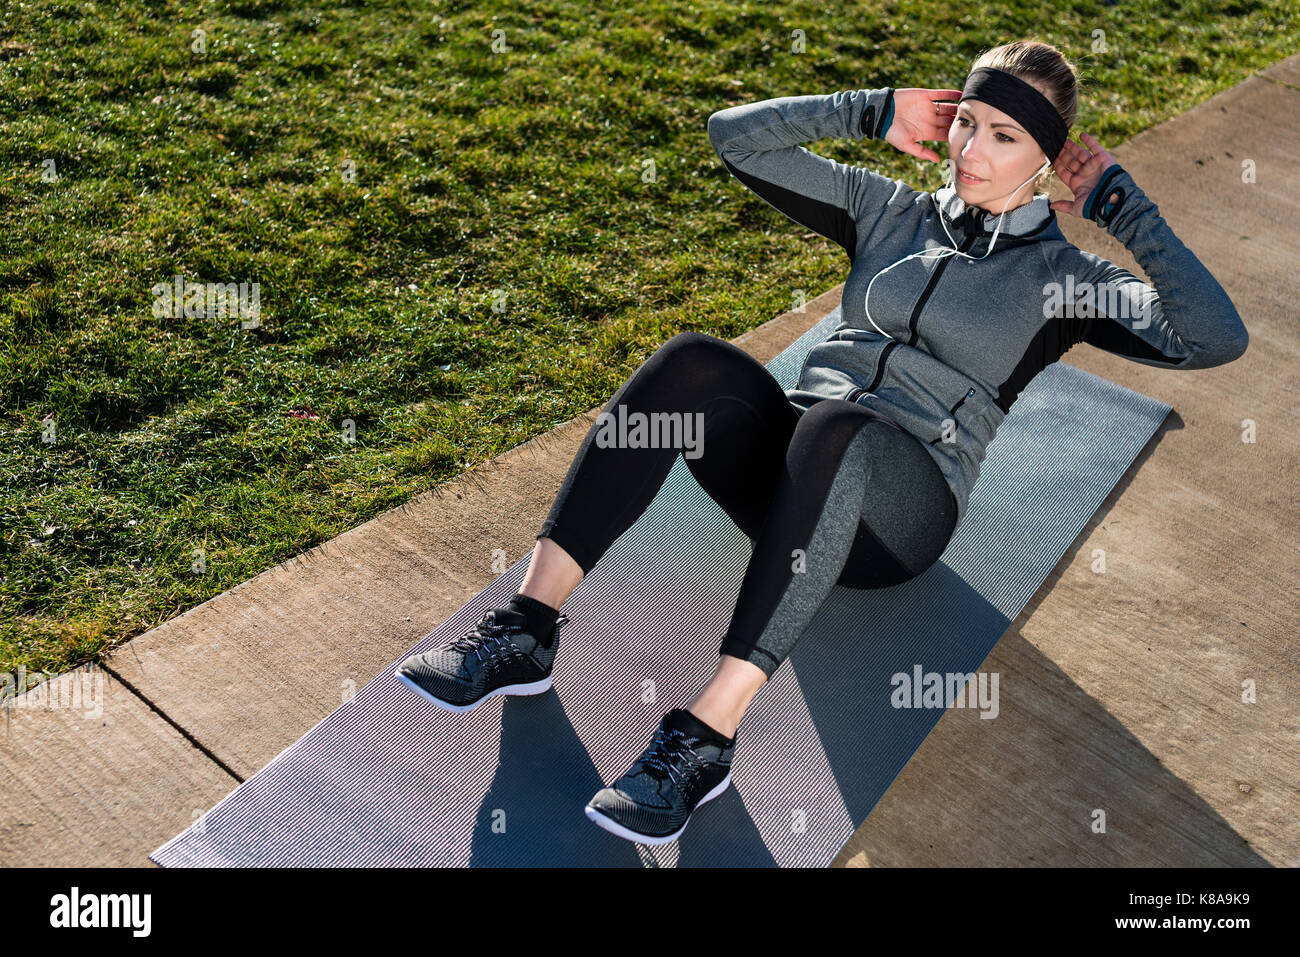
top-left (1049, 131), bottom-right (1119, 217)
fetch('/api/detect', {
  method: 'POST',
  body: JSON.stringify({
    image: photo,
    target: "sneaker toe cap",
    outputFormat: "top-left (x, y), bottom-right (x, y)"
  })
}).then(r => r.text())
top-left (400, 650), bottom-right (470, 681)
top-left (397, 655), bottom-right (473, 699)
top-left (587, 785), bottom-right (680, 837)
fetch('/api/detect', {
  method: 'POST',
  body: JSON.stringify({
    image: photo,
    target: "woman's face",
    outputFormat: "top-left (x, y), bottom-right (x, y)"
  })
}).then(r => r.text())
top-left (948, 95), bottom-right (1048, 214)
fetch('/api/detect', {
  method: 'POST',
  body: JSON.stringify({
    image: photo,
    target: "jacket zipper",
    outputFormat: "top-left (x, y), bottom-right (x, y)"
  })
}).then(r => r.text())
top-left (950, 388), bottom-right (976, 413)
top-left (907, 232), bottom-right (980, 346)
top-left (851, 229), bottom-right (980, 415)
top-left (844, 337), bottom-right (900, 404)
top-left (928, 387), bottom-right (977, 445)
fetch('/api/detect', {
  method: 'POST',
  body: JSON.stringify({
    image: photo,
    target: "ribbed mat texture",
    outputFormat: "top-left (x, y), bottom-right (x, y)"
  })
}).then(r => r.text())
top-left (152, 306), bottom-right (1171, 867)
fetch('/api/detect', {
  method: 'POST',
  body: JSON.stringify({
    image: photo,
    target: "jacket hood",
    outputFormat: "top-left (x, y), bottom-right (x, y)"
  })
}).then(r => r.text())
top-left (933, 184), bottom-right (1057, 238)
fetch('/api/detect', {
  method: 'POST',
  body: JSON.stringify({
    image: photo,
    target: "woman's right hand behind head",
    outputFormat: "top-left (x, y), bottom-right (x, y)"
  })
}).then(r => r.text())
top-left (883, 87), bottom-right (964, 164)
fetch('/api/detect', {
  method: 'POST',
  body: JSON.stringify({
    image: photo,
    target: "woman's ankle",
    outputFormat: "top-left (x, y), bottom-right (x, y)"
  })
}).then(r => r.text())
top-left (517, 585), bottom-right (567, 612)
top-left (685, 702), bottom-right (740, 741)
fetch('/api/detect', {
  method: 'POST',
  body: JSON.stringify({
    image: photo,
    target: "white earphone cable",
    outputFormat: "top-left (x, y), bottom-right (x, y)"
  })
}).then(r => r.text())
top-left (864, 158), bottom-right (1052, 339)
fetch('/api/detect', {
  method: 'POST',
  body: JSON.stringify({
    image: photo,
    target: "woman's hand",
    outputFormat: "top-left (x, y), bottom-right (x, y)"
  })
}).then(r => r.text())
top-left (1049, 131), bottom-right (1119, 217)
top-left (882, 87), bottom-right (965, 163)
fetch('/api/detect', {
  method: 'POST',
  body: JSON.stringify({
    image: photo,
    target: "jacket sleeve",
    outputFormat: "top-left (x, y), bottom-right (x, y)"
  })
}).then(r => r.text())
top-left (706, 88), bottom-right (911, 261)
top-left (1053, 165), bottom-right (1249, 370)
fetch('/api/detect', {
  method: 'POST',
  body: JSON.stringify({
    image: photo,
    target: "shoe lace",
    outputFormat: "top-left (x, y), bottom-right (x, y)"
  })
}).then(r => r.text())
top-left (641, 728), bottom-right (706, 789)
top-left (447, 610), bottom-right (519, 667)
top-left (445, 610), bottom-right (570, 670)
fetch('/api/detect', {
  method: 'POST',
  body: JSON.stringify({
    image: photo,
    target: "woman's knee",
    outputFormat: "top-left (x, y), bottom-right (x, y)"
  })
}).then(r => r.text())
top-left (797, 396), bottom-right (901, 432)
top-left (788, 400), bottom-right (890, 464)
top-left (657, 330), bottom-right (742, 369)
top-left (641, 331), bottom-right (771, 400)
top-left (663, 330), bottom-right (719, 349)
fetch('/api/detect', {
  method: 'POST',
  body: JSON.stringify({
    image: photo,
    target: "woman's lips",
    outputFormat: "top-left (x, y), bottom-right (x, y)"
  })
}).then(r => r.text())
top-left (957, 166), bottom-right (985, 184)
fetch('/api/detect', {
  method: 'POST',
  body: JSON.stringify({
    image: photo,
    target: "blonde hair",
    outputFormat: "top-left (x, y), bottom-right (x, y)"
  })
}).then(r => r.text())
top-left (970, 40), bottom-right (1081, 195)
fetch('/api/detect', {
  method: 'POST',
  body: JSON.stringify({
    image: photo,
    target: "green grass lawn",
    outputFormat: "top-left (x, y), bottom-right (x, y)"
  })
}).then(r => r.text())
top-left (2, 0), bottom-right (1296, 690)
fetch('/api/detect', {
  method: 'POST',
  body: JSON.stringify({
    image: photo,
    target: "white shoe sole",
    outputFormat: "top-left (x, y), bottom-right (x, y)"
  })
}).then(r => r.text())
top-left (583, 771), bottom-right (732, 846)
top-left (395, 669), bottom-right (553, 713)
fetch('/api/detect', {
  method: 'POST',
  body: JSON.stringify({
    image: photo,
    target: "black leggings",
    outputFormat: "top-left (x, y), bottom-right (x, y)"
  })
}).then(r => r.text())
top-left (537, 331), bottom-right (958, 679)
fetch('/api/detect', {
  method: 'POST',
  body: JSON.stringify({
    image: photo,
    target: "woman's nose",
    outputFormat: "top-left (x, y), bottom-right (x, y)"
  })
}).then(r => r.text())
top-left (960, 138), bottom-right (986, 164)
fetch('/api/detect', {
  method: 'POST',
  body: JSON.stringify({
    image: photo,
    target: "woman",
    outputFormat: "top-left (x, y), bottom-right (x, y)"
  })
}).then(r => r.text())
top-left (397, 40), bottom-right (1248, 846)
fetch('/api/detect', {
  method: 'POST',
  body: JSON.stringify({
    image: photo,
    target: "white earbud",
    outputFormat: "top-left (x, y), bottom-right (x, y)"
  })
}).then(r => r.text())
top-left (864, 156), bottom-right (1052, 339)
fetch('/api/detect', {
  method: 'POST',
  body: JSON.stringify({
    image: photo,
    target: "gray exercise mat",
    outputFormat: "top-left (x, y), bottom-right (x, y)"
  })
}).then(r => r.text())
top-left (151, 306), bottom-right (1171, 867)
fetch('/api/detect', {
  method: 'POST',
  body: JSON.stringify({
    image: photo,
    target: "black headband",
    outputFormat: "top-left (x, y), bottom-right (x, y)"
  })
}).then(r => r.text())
top-left (959, 66), bottom-right (1068, 163)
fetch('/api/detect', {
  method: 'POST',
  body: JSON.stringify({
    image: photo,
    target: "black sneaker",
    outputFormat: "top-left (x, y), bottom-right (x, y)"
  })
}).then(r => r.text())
top-left (394, 607), bottom-right (569, 713)
top-left (584, 709), bottom-right (735, 845)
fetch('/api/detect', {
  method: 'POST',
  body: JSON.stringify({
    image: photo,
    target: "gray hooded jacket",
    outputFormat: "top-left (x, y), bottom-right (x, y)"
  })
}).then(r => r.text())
top-left (707, 86), bottom-right (1249, 530)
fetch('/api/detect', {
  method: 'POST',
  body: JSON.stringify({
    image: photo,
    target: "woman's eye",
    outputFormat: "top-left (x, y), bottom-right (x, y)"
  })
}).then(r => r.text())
top-left (957, 117), bottom-right (1014, 143)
